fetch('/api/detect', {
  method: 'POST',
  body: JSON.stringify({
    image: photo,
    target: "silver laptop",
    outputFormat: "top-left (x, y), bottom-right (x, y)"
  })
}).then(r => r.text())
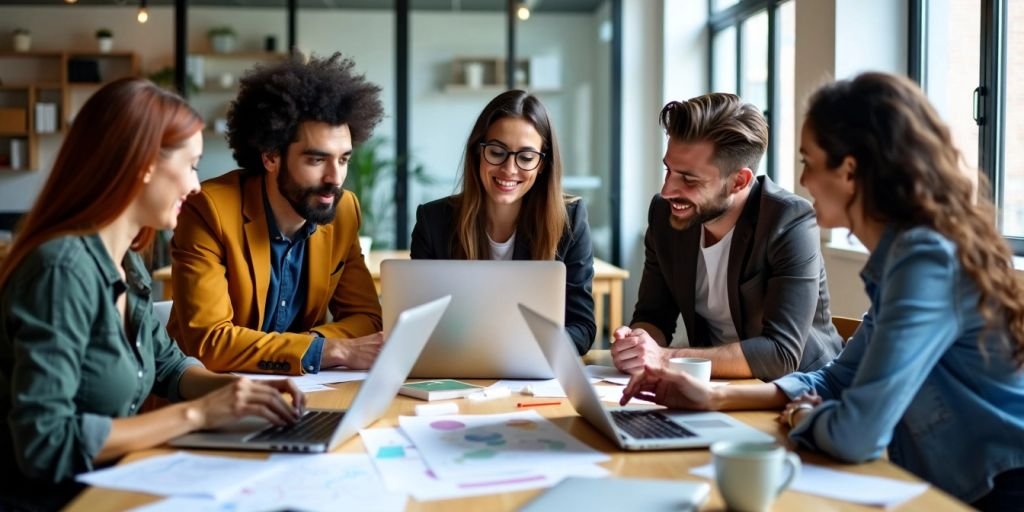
top-left (520, 303), bottom-right (774, 450)
top-left (381, 260), bottom-right (564, 379)
top-left (169, 295), bottom-right (451, 453)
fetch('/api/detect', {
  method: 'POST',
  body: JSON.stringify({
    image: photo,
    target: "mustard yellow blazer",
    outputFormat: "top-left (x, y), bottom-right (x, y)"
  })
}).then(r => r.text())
top-left (167, 170), bottom-right (382, 374)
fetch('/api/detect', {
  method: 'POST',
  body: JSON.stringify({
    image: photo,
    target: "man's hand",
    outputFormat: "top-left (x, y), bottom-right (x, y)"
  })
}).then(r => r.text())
top-left (619, 365), bottom-right (718, 410)
top-left (611, 326), bottom-right (668, 374)
top-left (322, 332), bottom-right (384, 369)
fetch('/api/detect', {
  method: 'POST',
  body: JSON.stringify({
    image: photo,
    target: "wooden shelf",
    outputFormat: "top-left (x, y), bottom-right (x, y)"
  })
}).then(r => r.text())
top-left (0, 50), bottom-right (140, 171)
top-left (0, 51), bottom-right (63, 59)
top-left (189, 51), bottom-right (287, 60)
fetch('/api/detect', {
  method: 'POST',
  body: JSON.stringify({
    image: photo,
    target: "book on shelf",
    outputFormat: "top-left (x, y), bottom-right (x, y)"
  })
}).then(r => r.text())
top-left (34, 103), bottom-right (58, 133)
top-left (398, 379), bottom-right (484, 401)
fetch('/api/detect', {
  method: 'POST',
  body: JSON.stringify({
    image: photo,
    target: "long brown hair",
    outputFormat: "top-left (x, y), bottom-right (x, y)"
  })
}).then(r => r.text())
top-left (805, 72), bottom-right (1024, 367)
top-left (0, 78), bottom-right (203, 290)
top-left (453, 90), bottom-right (568, 260)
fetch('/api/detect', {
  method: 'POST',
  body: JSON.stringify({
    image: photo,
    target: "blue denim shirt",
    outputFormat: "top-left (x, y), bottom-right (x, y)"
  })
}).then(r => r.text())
top-left (774, 226), bottom-right (1024, 502)
top-left (261, 187), bottom-right (324, 373)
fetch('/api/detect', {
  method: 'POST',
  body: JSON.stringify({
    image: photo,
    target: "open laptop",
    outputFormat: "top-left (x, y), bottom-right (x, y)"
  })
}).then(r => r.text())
top-left (169, 295), bottom-right (451, 453)
top-left (381, 260), bottom-right (564, 379)
top-left (520, 303), bottom-right (774, 450)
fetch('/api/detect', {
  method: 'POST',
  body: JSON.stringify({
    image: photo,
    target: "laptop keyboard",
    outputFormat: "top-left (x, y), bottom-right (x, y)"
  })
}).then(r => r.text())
top-left (611, 410), bottom-right (698, 440)
top-left (248, 410), bottom-right (344, 444)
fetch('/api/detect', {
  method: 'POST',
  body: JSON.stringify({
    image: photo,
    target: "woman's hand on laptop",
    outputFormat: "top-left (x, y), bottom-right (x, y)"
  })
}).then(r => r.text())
top-left (619, 365), bottom-right (715, 410)
top-left (188, 377), bottom-right (305, 429)
top-left (321, 332), bottom-right (384, 370)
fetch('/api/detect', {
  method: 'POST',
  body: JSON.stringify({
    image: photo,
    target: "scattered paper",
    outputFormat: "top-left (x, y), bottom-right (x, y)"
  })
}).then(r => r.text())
top-left (360, 427), bottom-right (608, 501)
top-left (399, 411), bottom-right (609, 480)
top-left (491, 378), bottom-right (562, 393)
top-left (234, 369), bottom-right (369, 393)
top-left (585, 365), bottom-right (632, 385)
top-left (77, 452), bottom-right (282, 500)
top-left (130, 454), bottom-right (406, 512)
top-left (690, 463), bottom-right (929, 508)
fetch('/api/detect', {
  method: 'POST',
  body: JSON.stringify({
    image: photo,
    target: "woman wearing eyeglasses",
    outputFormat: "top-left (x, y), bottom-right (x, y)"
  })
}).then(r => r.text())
top-left (411, 90), bottom-right (596, 355)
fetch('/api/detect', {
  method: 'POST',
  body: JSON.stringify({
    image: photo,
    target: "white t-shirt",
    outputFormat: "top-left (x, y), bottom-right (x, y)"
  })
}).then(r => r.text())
top-left (694, 226), bottom-right (738, 345)
top-left (488, 232), bottom-right (516, 261)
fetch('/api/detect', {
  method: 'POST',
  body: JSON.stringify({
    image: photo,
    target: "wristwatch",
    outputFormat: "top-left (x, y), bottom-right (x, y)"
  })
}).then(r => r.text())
top-left (786, 403), bottom-right (815, 428)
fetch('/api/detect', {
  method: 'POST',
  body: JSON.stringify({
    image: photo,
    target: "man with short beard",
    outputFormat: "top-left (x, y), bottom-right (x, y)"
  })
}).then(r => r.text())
top-left (611, 93), bottom-right (842, 381)
top-left (167, 53), bottom-right (385, 375)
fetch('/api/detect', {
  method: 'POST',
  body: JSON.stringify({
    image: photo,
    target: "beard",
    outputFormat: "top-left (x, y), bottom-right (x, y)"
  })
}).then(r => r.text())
top-left (668, 183), bottom-right (732, 231)
top-left (277, 159), bottom-right (342, 226)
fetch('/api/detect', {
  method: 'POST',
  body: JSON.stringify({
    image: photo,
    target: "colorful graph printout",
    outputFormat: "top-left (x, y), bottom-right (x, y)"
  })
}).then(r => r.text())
top-left (398, 411), bottom-right (608, 479)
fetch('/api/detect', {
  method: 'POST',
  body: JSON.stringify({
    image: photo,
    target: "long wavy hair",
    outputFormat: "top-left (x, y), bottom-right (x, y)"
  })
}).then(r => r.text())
top-left (805, 72), bottom-right (1024, 368)
top-left (453, 90), bottom-right (569, 260)
top-left (0, 78), bottom-right (203, 290)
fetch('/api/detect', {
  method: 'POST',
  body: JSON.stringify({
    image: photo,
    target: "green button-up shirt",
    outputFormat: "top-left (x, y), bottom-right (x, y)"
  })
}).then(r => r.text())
top-left (0, 234), bottom-right (201, 484)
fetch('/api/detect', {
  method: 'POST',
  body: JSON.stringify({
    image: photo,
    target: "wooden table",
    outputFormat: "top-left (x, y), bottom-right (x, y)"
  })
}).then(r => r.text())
top-left (367, 250), bottom-right (630, 346)
top-left (66, 354), bottom-right (968, 511)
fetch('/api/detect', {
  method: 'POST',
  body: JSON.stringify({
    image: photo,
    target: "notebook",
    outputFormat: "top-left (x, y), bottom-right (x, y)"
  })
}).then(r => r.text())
top-left (520, 476), bottom-right (710, 512)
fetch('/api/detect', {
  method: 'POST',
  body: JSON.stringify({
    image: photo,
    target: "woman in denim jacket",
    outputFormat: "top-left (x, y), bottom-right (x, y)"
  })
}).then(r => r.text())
top-left (620, 72), bottom-right (1024, 509)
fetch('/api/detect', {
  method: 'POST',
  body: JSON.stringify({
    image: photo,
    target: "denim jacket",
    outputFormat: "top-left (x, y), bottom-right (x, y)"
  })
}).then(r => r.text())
top-left (774, 226), bottom-right (1024, 502)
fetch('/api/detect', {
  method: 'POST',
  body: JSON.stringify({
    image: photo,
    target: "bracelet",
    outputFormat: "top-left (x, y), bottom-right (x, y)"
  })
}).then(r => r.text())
top-left (786, 403), bottom-right (815, 428)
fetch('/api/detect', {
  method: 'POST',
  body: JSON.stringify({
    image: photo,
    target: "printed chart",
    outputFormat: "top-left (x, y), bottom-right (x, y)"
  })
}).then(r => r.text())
top-left (360, 427), bottom-right (608, 501)
top-left (398, 411), bottom-right (608, 480)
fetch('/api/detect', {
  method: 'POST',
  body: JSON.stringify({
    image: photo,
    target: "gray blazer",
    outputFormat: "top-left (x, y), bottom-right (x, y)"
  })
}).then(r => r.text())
top-left (631, 176), bottom-right (842, 380)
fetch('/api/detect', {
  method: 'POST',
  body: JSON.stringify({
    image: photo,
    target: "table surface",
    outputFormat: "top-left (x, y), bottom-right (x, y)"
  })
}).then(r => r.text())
top-left (65, 354), bottom-right (968, 512)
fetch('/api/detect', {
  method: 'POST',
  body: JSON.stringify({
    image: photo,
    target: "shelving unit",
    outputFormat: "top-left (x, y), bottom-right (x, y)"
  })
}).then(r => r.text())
top-left (185, 51), bottom-right (287, 134)
top-left (443, 55), bottom-right (561, 94)
top-left (0, 51), bottom-right (138, 171)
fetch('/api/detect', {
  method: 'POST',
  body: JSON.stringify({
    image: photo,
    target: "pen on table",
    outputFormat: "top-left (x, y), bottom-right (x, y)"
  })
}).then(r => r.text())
top-left (516, 401), bottom-right (561, 408)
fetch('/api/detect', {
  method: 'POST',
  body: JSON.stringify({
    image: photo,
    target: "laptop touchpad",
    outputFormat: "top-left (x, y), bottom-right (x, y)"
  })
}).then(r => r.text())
top-left (679, 419), bottom-right (734, 429)
top-left (211, 416), bottom-right (272, 433)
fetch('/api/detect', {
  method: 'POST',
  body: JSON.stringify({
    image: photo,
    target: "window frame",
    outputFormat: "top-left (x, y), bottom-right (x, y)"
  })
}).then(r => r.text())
top-left (911, 0), bottom-right (1019, 254)
top-left (707, 0), bottom-right (788, 182)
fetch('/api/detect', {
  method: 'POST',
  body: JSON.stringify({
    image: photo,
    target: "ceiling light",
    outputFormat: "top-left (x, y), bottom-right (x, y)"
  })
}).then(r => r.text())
top-left (137, 0), bottom-right (148, 23)
top-left (64, 0), bottom-right (78, 4)
top-left (516, 3), bottom-right (530, 21)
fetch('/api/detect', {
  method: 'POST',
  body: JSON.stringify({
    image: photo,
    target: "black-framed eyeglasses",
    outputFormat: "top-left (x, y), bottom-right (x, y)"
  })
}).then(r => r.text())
top-left (479, 143), bottom-right (546, 171)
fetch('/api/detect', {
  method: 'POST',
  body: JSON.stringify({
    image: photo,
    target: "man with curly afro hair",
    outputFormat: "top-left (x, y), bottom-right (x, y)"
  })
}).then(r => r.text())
top-left (167, 53), bottom-right (386, 376)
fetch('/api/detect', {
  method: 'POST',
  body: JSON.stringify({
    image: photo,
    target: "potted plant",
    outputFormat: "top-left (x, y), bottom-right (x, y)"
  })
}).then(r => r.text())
top-left (208, 26), bottom-right (237, 54)
top-left (12, 28), bottom-right (30, 52)
top-left (346, 136), bottom-right (434, 251)
top-left (95, 28), bottom-right (113, 53)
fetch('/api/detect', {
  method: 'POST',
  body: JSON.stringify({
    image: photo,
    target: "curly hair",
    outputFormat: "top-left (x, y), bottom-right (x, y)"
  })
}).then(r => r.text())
top-left (226, 52), bottom-right (384, 173)
top-left (805, 72), bottom-right (1024, 368)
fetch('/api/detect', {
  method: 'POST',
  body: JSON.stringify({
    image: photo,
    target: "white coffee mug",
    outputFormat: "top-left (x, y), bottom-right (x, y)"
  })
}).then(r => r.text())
top-left (711, 441), bottom-right (800, 512)
top-left (668, 357), bottom-right (711, 383)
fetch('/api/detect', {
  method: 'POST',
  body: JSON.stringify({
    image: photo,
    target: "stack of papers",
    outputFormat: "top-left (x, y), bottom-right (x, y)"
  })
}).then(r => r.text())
top-left (361, 410), bottom-right (610, 501)
top-left (690, 462), bottom-right (929, 508)
top-left (234, 368), bottom-right (369, 393)
top-left (78, 452), bottom-right (406, 512)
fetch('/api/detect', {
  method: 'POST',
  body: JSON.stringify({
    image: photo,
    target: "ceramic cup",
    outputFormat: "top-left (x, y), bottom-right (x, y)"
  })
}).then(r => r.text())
top-left (711, 441), bottom-right (801, 512)
top-left (668, 357), bottom-right (711, 383)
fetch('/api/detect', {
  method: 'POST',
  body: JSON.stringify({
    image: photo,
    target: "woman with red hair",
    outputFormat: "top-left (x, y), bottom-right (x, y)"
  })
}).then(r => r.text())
top-left (0, 78), bottom-right (304, 510)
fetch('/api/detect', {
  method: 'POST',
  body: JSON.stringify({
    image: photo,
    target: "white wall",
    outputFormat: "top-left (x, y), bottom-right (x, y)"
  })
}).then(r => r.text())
top-left (791, 0), bottom-right (909, 318)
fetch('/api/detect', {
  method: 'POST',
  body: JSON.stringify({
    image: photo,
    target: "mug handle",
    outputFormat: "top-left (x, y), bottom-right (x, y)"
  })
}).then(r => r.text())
top-left (776, 452), bottom-right (802, 496)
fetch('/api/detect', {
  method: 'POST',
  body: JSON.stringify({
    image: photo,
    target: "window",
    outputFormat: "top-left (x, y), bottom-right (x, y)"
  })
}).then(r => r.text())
top-left (917, 0), bottom-right (1021, 252)
top-left (708, 0), bottom-right (796, 187)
